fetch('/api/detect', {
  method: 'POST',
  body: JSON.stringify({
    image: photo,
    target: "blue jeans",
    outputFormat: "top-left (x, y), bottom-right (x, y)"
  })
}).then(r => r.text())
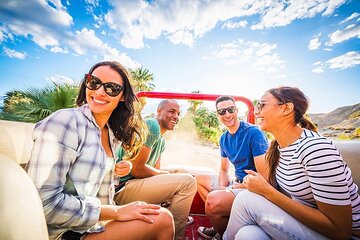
top-left (223, 190), bottom-right (329, 240)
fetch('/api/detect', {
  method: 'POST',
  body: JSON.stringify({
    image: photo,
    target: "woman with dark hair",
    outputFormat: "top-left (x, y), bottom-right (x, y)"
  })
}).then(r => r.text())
top-left (223, 86), bottom-right (360, 240)
top-left (26, 61), bottom-right (174, 240)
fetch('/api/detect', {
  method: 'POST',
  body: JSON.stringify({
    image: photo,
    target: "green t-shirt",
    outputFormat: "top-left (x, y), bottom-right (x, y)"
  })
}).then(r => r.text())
top-left (116, 118), bottom-right (165, 182)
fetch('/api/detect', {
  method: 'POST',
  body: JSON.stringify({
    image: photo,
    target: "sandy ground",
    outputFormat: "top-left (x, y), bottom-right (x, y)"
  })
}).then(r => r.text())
top-left (160, 127), bottom-right (236, 177)
top-left (161, 130), bottom-right (220, 172)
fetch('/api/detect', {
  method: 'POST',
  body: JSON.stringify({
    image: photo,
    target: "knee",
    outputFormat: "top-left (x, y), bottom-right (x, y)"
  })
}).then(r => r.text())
top-left (205, 192), bottom-right (222, 215)
top-left (233, 190), bottom-right (260, 209)
top-left (154, 208), bottom-right (174, 236)
top-left (195, 174), bottom-right (206, 187)
top-left (231, 190), bottom-right (265, 218)
top-left (182, 174), bottom-right (197, 192)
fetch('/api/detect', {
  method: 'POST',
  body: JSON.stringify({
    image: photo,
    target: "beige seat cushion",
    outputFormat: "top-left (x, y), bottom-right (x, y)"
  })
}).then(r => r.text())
top-left (0, 120), bottom-right (34, 165)
top-left (0, 154), bottom-right (48, 240)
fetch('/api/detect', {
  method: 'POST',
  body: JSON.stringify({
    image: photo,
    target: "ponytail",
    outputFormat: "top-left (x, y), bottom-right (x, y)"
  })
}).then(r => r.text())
top-left (299, 116), bottom-right (317, 132)
top-left (266, 140), bottom-right (280, 187)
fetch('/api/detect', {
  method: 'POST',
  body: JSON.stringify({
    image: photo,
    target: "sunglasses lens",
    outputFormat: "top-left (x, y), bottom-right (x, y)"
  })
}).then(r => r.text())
top-left (85, 74), bottom-right (101, 90)
top-left (103, 83), bottom-right (123, 97)
top-left (228, 107), bottom-right (235, 113)
top-left (256, 102), bottom-right (264, 111)
top-left (217, 109), bottom-right (226, 115)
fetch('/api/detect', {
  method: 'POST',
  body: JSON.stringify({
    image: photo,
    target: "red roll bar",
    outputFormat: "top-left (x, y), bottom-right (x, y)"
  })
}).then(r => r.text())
top-left (136, 91), bottom-right (255, 124)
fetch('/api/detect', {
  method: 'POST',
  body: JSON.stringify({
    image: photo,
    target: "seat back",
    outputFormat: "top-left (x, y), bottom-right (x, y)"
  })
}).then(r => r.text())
top-left (335, 141), bottom-right (360, 193)
top-left (0, 120), bottom-right (34, 165)
top-left (0, 154), bottom-right (48, 240)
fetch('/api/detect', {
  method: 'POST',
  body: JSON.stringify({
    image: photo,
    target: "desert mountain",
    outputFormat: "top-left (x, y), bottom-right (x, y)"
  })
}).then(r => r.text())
top-left (309, 103), bottom-right (360, 139)
top-left (310, 103), bottom-right (360, 129)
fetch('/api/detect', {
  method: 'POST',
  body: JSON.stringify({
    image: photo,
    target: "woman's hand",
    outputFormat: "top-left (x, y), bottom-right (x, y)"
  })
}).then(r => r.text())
top-left (115, 201), bottom-right (161, 223)
top-left (115, 161), bottom-right (132, 177)
top-left (243, 169), bottom-right (273, 196)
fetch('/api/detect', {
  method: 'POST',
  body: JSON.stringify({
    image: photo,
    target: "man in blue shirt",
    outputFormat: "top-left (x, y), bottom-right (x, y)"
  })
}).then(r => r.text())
top-left (196, 96), bottom-right (269, 239)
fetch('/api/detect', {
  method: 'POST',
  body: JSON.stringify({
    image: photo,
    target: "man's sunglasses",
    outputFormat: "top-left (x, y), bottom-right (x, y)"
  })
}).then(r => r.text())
top-left (217, 106), bottom-right (236, 115)
top-left (84, 74), bottom-right (124, 97)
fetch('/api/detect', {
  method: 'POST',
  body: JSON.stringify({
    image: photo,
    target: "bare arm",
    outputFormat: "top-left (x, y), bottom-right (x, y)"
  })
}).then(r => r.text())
top-left (218, 157), bottom-right (230, 187)
top-left (253, 153), bottom-right (269, 181)
top-left (130, 146), bottom-right (168, 178)
top-left (154, 157), bottom-right (161, 170)
top-left (245, 170), bottom-right (352, 240)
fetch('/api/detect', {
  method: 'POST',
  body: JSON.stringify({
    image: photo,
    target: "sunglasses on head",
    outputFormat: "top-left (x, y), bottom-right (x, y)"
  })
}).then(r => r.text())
top-left (84, 74), bottom-right (124, 97)
top-left (217, 106), bottom-right (236, 115)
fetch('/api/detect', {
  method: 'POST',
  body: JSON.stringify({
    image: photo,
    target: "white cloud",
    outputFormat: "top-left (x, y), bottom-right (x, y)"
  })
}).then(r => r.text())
top-left (207, 39), bottom-right (285, 74)
top-left (92, 14), bottom-right (104, 29)
top-left (322, 0), bottom-right (346, 16)
top-left (312, 51), bottom-right (360, 73)
top-left (50, 46), bottom-right (68, 53)
top-left (308, 37), bottom-right (321, 50)
top-left (0, 0), bottom-right (139, 67)
top-left (312, 66), bottom-right (324, 73)
top-left (104, 0), bottom-right (346, 49)
top-left (0, 30), bottom-right (4, 43)
top-left (340, 12), bottom-right (359, 25)
top-left (251, 0), bottom-right (346, 30)
top-left (85, 0), bottom-right (99, 7)
top-left (66, 28), bottom-right (140, 68)
top-left (222, 20), bottom-right (247, 29)
top-left (0, 0), bottom-right (73, 48)
top-left (327, 24), bottom-right (360, 46)
top-left (256, 44), bottom-right (276, 56)
top-left (45, 74), bottom-right (76, 85)
top-left (3, 47), bottom-right (27, 59)
top-left (326, 51), bottom-right (360, 70)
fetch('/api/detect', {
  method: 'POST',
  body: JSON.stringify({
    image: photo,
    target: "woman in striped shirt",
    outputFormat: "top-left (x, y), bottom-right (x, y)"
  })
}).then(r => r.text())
top-left (223, 86), bottom-right (360, 240)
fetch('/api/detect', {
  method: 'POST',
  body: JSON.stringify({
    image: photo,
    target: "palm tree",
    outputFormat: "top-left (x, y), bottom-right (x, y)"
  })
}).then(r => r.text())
top-left (0, 83), bottom-right (78, 123)
top-left (129, 67), bottom-right (155, 93)
top-left (129, 67), bottom-right (155, 109)
top-left (206, 111), bottom-right (219, 128)
top-left (188, 90), bottom-right (203, 113)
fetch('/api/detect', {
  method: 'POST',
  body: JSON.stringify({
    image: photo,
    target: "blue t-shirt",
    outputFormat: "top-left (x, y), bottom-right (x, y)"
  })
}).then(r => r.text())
top-left (220, 121), bottom-right (268, 181)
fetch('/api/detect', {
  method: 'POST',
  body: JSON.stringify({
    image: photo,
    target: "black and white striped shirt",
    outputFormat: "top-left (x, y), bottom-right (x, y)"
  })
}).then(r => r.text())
top-left (276, 129), bottom-right (360, 230)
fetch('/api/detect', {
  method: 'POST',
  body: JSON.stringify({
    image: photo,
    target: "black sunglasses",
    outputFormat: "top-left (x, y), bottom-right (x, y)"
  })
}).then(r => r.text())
top-left (217, 106), bottom-right (236, 115)
top-left (84, 74), bottom-right (124, 97)
top-left (255, 101), bottom-right (284, 111)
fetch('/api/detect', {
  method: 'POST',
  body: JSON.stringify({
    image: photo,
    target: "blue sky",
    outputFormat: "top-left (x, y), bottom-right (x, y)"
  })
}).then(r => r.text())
top-left (0, 0), bottom-right (359, 114)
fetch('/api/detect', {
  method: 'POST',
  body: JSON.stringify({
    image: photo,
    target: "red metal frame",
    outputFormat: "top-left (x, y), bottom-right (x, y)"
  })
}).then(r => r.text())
top-left (136, 91), bottom-right (255, 124)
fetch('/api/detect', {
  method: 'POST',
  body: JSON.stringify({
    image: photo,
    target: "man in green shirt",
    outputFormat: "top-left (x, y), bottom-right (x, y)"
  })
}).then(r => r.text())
top-left (114, 99), bottom-right (197, 239)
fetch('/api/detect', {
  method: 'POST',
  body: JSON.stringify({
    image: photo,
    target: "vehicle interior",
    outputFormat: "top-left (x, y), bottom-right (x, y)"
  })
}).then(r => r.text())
top-left (0, 91), bottom-right (359, 240)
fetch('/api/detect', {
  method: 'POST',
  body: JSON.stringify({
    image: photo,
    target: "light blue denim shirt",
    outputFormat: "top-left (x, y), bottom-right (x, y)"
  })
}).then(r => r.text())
top-left (26, 104), bottom-right (120, 239)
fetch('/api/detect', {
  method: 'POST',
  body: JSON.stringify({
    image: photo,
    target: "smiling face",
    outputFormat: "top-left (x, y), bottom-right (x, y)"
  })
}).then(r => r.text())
top-left (255, 91), bottom-right (284, 133)
top-left (216, 99), bottom-right (239, 130)
top-left (86, 65), bottom-right (124, 124)
top-left (157, 100), bottom-right (180, 133)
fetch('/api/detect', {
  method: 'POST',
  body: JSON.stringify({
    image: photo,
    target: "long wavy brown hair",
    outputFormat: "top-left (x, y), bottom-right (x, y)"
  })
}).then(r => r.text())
top-left (76, 61), bottom-right (147, 159)
top-left (266, 86), bottom-right (318, 187)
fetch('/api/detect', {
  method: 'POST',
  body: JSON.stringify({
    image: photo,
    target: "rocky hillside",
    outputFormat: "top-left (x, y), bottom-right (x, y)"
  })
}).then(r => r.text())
top-left (309, 103), bottom-right (360, 139)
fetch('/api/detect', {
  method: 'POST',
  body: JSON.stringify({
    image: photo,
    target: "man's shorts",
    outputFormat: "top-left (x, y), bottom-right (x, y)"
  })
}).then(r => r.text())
top-left (210, 174), bottom-right (243, 195)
